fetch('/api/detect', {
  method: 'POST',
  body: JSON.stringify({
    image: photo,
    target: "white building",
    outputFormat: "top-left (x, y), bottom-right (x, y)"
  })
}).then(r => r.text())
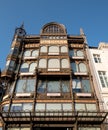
top-left (88, 42), bottom-right (108, 112)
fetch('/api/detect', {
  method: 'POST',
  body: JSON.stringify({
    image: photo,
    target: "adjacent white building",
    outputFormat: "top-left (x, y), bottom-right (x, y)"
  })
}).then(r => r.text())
top-left (88, 42), bottom-right (108, 112)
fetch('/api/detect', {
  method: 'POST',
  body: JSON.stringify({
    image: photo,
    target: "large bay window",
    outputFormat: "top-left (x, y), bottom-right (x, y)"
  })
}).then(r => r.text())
top-left (37, 79), bottom-right (70, 93)
top-left (15, 79), bottom-right (35, 93)
top-left (72, 79), bottom-right (91, 93)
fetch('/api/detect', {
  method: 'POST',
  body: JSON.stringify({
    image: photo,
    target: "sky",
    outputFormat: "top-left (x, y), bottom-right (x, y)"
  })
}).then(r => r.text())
top-left (0, 0), bottom-right (108, 70)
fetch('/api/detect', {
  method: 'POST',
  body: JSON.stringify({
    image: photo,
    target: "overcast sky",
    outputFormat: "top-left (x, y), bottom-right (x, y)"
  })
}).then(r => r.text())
top-left (0, 0), bottom-right (108, 70)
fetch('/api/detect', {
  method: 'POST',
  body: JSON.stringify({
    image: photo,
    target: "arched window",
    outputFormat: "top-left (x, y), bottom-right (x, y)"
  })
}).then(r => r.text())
top-left (29, 63), bottom-right (37, 72)
top-left (61, 59), bottom-right (69, 68)
top-left (48, 46), bottom-right (59, 54)
top-left (24, 50), bottom-right (31, 57)
top-left (79, 63), bottom-right (87, 72)
top-left (39, 59), bottom-right (47, 68)
top-left (20, 63), bottom-right (29, 72)
top-left (76, 50), bottom-right (84, 57)
top-left (31, 50), bottom-right (39, 57)
top-left (48, 59), bottom-right (60, 69)
top-left (61, 46), bottom-right (68, 53)
top-left (40, 46), bottom-right (47, 53)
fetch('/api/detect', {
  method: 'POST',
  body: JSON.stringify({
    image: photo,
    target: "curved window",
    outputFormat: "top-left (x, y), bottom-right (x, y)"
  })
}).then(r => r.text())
top-left (24, 50), bottom-right (31, 57)
top-left (43, 24), bottom-right (64, 34)
top-left (20, 63), bottom-right (29, 72)
top-left (29, 63), bottom-right (37, 72)
top-left (79, 63), bottom-right (87, 72)
top-left (15, 79), bottom-right (35, 93)
top-left (61, 59), bottom-right (69, 68)
top-left (31, 50), bottom-right (39, 57)
top-left (39, 59), bottom-right (47, 68)
top-left (61, 46), bottom-right (68, 53)
top-left (48, 59), bottom-right (60, 69)
top-left (76, 50), bottom-right (84, 57)
top-left (40, 46), bottom-right (47, 53)
top-left (48, 46), bottom-right (59, 54)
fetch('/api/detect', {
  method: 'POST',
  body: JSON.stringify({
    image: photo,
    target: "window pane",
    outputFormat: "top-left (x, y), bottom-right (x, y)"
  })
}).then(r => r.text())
top-left (49, 46), bottom-right (59, 53)
top-left (61, 46), bottom-right (68, 53)
top-left (79, 63), bottom-right (87, 72)
top-left (35, 103), bottom-right (45, 111)
top-left (11, 104), bottom-right (22, 111)
top-left (86, 104), bottom-right (97, 111)
top-left (62, 80), bottom-right (70, 92)
top-left (32, 50), bottom-right (39, 57)
top-left (37, 80), bottom-right (46, 93)
top-left (15, 79), bottom-right (35, 93)
top-left (82, 80), bottom-right (91, 92)
top-left (69, 50), bottom-right (74, 57)
top-left (29, 63), bottom-right (37, 72)
top-left (76, 50), bottom-right (84, 57)
top-left (22, 103), bottom-right (32, 111)
top-left (63, 103), bottom-right (72, 110)
top-left (75, 103), bottom-right (85, 111)
top-left (46, 103), bottom-right (61, 111)
top-left (71, 62), bottom-right (78, 72)
top-left (48, 59), bottom-right (60, 68)
top-left (39, 59), bottom-right (47, 68)
top-left (61, 59), bottom-right (69, 68)
top-left (24, 50), bottom-right (31, 57)
top-left (72, 79), bottom-right (81, 92)
top-left (47, 80), bottom-right (60, 92)
top-left (20, 63), bottom-right (29, 72)
top-left (2, 104), bottom-right (9, 111)
top-left (40, 46), bottom-right (47, 53)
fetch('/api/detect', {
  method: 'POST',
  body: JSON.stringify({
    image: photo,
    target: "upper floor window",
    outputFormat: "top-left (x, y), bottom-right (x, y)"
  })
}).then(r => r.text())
top-left (20, 62), bottom-right (37, 73)
top-left (69, 49), bottom-right (84, 57)
top-left (71, 62), bottom-right (87, 73)
top-left (10, 47), bottom-right (19, 56)
top-left (5, 60), bottom-right (16, 71)
top-left (98, 71), bottom-right (108, 88)
top-left (48, 46), bottom-right (59, 54)
top-left (24, 49), bottom-right (39, 57)
top-left (72, 79), bottom-right (91, 93)
top-left (93, 54), bottom-right (101, 63)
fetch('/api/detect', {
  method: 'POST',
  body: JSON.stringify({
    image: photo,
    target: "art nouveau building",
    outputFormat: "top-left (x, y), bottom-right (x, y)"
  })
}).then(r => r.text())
top-left (0, 22), bottom-right (107, 130)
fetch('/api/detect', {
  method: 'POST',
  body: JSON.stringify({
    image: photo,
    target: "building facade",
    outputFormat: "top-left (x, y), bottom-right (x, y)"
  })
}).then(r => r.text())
top-left (88, 42), bottom-right (108, 129)
top-left (0, 22), bottom-right (107, 130)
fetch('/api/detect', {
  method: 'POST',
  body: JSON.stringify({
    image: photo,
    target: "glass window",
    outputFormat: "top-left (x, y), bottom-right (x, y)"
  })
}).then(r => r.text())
top-left (76, 50), bottom-right (84, 57)
top-left (86, 103), bottom-right (97, 111)
top-left (72, 79), bottom-right (81, 92)
top-left (2, 104), bottom-right (9, 111)
top-left (71, 62), bottom-right (78, 72)
top-left (5, 60), bottom-right (15, 71)
top-left (35, 103), bottom-right (45, 111)
top-left (11, 103), bottom-right (32, 112)
top-left (46, 103), bottom-right (61, 111)
top-left (98, 71), bottom-right (108, 88)
top-left (69, 50), bottom-right (74, 57)
top-left (20, 63), bottom-right (29, 72)
top-left (79, 63), bottom-right (87, 72)
top-left (48, 59), bottom-right (60, 69)
top-left (40, 46), bottom-right (47, 53)
top-left (32, 50), bottom-right (39, 57)
top-left (62, 80), bottom-right (70, 92)
top-left (29, 62), bottom-right (37, 72)
top-left (15, 79), bottom-right (35, 93)
top-left (10, 47), bottom-right (19, 55)
top-left (47, 80), bottom-right (60, 93)
top-left (82, 79), bottom-right (91, 92)
top-left (48, 46), bottom-right (59, 53)
top-left (61, 46), bottom-right (68, 53)
top-left (24, 50), bottom-right (31, 57)
top-left (93, 54), bottom-right (101, 63)
top-left (75, 103), bottom-right (85, 111)
top-left (63, 103), bottom-right (72, 111)
top-left (61, 59), bottom-right (69, 68)
top-left (38, 59), bottom-right (47, 68)
top-left (37, 80), bottom-right (46, 93)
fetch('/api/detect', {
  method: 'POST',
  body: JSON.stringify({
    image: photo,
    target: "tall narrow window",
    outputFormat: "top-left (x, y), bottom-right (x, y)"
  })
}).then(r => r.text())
top-left (29, 62), bottom-right (37, 72)
top-left (93, 54), bottom-right (101, 63)
top-left (61, 59), bottom-right (69, 68)
top-left (98, 71), bottom-right (108, 88)
top-left (20, 63), bottom-right (29, 72)
top-left (79, 63), bottom-right (87, 72)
